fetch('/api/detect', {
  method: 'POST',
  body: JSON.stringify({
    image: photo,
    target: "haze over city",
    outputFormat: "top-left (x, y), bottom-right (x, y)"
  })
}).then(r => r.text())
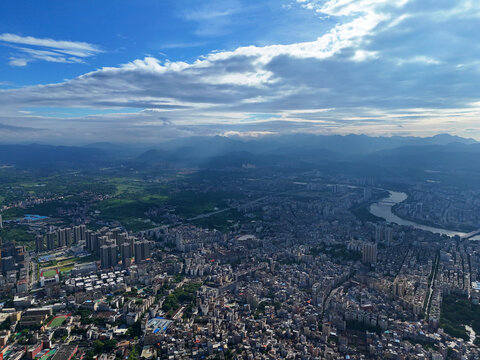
top-left (2, 2), bottom-right (480, 360)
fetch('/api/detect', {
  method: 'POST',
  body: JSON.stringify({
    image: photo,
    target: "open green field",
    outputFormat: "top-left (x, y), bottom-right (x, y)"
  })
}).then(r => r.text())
top-left (0, 172), bottom-right (120, 222)
top-left (167, 191), bottom-right (239, 219)
top-left (47, 315), bottom-right (67, 328)
top-left (106, 177), bottom-right (150, 195)
top-left (94, 178), bottom-right (242, 231)
top-left (192, 208), bottom-right (253, 232)
top-left (59, 265), bottom-right (74, 274)
top-left (17, 175), bottom-right (117, 197)
top-left (41, 269), bottom-right (58, 278)
top-left (1, 169), bottom-right (250, 234)
top-left (97, 194), bottom-right (168, 218)
top-left (95, 180), bottom-right (168, 215)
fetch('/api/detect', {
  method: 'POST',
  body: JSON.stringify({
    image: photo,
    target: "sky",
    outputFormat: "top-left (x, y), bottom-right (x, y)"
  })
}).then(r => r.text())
top-left (1, 0), bottom-right (480, 144)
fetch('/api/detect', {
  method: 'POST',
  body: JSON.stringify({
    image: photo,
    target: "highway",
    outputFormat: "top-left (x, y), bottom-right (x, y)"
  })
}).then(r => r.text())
top-left (186, 196), bottom-right (267, 221)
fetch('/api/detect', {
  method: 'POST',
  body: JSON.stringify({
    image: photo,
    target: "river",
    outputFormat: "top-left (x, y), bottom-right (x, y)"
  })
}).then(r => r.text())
top-left (369, 191), bottom-right (467, 237)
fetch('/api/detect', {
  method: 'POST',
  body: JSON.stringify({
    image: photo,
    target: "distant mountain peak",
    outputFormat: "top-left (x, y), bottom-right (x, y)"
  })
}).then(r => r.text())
top-left (428, 133), bottom-right (477, 144)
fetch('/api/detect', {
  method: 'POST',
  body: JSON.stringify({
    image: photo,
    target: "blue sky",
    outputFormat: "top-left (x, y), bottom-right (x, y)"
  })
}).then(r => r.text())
top-left (0, 0), bottom-right (329, 85)
top-left (1, 0), bottom-right (480, 144)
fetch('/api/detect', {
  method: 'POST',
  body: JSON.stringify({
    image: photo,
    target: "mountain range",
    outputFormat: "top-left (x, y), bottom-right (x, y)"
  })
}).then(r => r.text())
top-left (0, 134), bottom-right (478, 186)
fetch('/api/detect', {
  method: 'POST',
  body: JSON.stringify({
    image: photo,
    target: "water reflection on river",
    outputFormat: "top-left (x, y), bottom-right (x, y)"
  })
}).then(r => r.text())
top-left (369, 191), bottom-right (467, 237)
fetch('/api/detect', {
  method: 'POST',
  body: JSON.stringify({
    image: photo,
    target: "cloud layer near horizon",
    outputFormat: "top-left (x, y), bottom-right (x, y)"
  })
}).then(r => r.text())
top-left (1, 0), bottom-right (480, 143)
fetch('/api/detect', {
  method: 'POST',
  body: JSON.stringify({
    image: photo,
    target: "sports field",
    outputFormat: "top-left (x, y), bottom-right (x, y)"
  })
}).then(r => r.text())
top-left (59, 265), bottom-right (73, 274)
top-left (40, 349), bottom-right (57, 360)
top-left (47, 315), bottom-right (67, 328)
top-left (41, 269), bottom-right (58, 278)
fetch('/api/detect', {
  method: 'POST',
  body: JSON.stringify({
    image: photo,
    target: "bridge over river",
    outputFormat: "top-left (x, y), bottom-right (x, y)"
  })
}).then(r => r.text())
top-left (461, 229), bottom-right (480, 239)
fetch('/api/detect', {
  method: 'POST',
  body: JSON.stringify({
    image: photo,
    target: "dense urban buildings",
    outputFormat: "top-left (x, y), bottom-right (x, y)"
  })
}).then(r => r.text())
top-left (1, 0), bottom-right (480, 357)
top-left (0, 163), bottom-right (480, 359)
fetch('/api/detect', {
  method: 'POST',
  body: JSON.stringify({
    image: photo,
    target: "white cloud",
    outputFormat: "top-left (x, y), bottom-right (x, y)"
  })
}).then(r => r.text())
top-left (352, 49), bottom-right (379, 61)
top-left (159, 41), bottom-right (208, 49)
top-left (222, 130), bottom-right (277, 137)
top-left (1, 0), bottom-right (480, 142)
top-left (397, 55), bottom-right (441, 65)
top-left (9, 57), bottom-right (28, 67)
top-left (0, 33), bottom-right (102, 66)
top-left (179, 0), bottom-right (252, 36)
top-left (0, 33), bottom-right (101, 56)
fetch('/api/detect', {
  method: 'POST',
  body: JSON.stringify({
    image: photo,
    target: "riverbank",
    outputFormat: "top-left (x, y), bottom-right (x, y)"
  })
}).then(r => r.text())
top-left (391, 204), bottom-right (476, 233)
top-left (369, 191), bottom-right (467, 238)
